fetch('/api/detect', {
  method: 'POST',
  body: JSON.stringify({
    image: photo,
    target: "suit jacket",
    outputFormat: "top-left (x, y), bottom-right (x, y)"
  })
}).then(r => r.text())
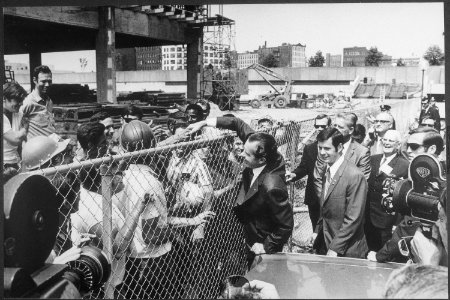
top-left (419, 106), bottom-right (441, 131)
top-left (216, 117), bottom-right (294, 253)
top-left (314, 139), bottom-right (371, 198)
top-left (367, 152), bottom-right (409, 229)
top-left (292, 141), bottom-right (319, 206)
top-left (315, 159), bottom-right (369, 258)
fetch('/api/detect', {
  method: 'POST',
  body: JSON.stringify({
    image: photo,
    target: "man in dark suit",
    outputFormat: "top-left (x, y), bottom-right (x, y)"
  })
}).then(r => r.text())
top-left (364, 129), bottom-right (409, 252)
top-left (309, 127), bottom-right (368, 258)
top-left (419, 97), bottom-right (441, 131)
top-left (187, 116), bottom-right (294, 255)
top-left (286, 114), bottom-right (331, 231)
top-left (313, 112), bottom-right (371, 199)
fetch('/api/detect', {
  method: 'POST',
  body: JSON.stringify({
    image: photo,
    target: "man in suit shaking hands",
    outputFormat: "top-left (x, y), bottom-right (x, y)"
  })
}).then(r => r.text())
top-left (187, 116), bottom-right (294, 255)
top-left (309, 127), bottom-right (369, 258)
top-left (364, 130), bottom-right (409, 252)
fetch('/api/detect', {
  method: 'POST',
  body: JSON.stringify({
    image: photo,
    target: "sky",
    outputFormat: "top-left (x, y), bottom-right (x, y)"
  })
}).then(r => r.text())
top-left (5, 2), bottom-right (444, 72)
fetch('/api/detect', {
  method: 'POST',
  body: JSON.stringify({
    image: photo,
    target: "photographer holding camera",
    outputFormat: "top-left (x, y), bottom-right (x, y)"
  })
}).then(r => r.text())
top-left (367, 127), bottom-right (446, 265)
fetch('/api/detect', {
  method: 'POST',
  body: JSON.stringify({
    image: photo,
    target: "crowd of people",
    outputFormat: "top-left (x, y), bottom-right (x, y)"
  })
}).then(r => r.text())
top-left (3, 65), bottom-right (447, 298)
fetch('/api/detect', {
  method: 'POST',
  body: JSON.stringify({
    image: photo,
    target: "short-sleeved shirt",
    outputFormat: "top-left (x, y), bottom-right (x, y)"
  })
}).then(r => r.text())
top-left (166, 151), bottom-right (213, 189)
top-left (20, 90), bottom-right (55, 139)
top-left (3, 112), bottom-right (23, 164)
top-left (70, 187), bottom-right (126, 287)
top-left (117, 164), bottom-right (171, 259)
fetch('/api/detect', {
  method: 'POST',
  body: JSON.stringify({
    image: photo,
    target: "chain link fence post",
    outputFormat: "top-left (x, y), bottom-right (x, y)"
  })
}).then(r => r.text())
top-left (100, 162), bottom-right (115, 299)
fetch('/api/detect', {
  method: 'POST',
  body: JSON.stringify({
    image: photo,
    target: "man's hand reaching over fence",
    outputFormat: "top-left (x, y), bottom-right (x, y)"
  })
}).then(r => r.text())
top-left (186, 120), bottom-right (208, 135)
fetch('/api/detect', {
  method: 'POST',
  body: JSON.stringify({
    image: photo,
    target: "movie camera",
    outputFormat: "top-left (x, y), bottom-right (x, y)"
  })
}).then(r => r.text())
top-left (4, 173), bottom-right (111, 298)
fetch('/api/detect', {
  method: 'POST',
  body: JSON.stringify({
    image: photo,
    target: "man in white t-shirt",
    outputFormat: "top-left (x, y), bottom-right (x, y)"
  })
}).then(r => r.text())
top-left (3, 82), bottom-right (28, 182)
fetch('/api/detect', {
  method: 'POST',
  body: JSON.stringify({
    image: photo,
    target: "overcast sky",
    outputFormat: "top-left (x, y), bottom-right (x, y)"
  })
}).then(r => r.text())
top-left (5, 2), bottom-right (444, 72)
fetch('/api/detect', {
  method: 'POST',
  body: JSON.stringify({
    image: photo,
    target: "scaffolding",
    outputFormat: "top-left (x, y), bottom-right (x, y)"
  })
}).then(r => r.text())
top-left (201, 5), bottom-right (240, 111)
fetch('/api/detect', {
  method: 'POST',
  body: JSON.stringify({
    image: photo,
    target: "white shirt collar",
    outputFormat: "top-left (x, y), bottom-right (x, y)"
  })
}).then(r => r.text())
top-left (251, 164), bottom-right (266, 186)
top-left (381, 152), bottom-right (397, 165)
top-left (342, 139), bottom-right (352, 156)
top-left (328, 154), bottom-right (345, 179)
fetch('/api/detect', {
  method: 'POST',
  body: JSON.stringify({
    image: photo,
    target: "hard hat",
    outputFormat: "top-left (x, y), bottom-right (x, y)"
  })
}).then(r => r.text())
top-left (120, 120), bottom-right (155, 152)
top-left (178, 181), bottom-right (204, 208)
top-left (22, 136), bottom-right (70, 171)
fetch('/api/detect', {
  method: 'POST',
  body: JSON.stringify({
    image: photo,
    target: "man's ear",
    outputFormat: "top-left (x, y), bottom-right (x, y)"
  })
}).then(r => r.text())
top-left (427, 145), bottom-right (437, 156)
top-left (349, 126), bottom-right (355, 135)
top-left (337, 143), bottom-right (344, 153)
top-left (32, 77), bottom-right (38, 85)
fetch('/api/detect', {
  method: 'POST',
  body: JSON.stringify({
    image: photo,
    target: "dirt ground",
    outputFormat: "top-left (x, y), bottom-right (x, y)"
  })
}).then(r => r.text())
top-left (209, 98), bottom-right (408, 123)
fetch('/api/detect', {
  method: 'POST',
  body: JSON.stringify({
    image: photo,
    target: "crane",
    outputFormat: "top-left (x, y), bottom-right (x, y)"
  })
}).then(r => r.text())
top-left (246, 63), bottom-right (295, 108)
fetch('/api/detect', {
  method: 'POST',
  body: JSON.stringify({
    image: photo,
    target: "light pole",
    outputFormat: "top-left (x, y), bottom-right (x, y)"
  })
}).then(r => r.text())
top-left (419, 59), bottom-right (429, 99)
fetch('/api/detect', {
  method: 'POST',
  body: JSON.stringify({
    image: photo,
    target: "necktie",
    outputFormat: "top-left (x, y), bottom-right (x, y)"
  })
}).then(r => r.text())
top-left (246, 170), bottom-right (254, 192)
top-left (323, 167), bottom-right (331, 197)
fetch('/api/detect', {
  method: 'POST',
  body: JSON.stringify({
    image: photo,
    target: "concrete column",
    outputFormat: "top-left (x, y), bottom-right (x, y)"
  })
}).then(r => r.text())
top-left (96, 6), bottom-right (116, 103)
top-left (29, 51), bottom-right (42, 90)
top-left (186, 28), bottom-right (203, 100)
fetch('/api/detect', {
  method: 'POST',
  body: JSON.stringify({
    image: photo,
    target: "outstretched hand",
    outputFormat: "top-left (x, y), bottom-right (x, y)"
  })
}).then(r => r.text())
top-left (194, 210), bottom-right (216, 226)
top-left (242, 280), bottom-right (280, 299)
top-left (186, 121), bottom-right (207, 136)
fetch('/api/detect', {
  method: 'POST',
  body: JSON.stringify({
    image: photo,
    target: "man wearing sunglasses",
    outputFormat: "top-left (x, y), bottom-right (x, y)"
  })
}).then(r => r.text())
top-left (418, 97), bottom-right (440, 131)
top-left (286, 114), bottom-right (331, 231)
top-left (363, 112), bottom-right (395, 155)
top-left (368, 126), bottom-right (444, 263)
top-left (364, 130), bottom-right (409, 253)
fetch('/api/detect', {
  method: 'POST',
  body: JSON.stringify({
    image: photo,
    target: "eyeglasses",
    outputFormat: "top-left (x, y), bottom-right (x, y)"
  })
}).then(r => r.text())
top-left (374, 120), bottom-right (390, 124)
top-left (220, 275), bottom-right (249, 299)
top-left (314, 125), bottom-right (327, 129)
top-left (407, 143), bottom-right (423, 151)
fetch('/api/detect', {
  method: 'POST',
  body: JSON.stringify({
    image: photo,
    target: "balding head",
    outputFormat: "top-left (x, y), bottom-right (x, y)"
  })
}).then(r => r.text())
top-left (382, 129), bottom-right (402, 155)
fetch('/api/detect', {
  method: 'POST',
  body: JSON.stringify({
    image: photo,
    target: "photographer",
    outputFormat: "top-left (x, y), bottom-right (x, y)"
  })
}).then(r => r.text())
top-left (368, 127), bottom-right (445, 264)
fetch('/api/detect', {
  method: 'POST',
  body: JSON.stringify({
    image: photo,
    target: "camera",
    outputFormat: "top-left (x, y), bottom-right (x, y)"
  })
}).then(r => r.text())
top-left (4, 173), bottom-right (111, 298)
top-left (381, 153), bottom-right (446, 238)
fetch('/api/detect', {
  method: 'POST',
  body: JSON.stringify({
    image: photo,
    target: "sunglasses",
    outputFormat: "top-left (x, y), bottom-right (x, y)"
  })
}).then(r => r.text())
top-left (407, 143), bottom-right (423, 151)
top-left (421, 123), bottom-right (435, 128)
top-left (220, 275), bottom-right (249, 299)
top-left (374, 120), bottom-right (390, 123)
top-left (314, 125), bottom-right (327, 129)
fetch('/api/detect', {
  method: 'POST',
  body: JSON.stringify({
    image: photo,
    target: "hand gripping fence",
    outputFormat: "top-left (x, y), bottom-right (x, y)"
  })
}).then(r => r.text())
top-left (20, 100), bottom-right (413, 298)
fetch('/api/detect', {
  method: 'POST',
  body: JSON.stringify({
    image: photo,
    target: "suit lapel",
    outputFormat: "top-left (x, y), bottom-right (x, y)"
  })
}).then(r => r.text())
top-left (344, 141), bottom-right (355, 161)
top-left (236, 165), bottom-right (269, 205)
top-left (322, 160), bottom-right (347, 205)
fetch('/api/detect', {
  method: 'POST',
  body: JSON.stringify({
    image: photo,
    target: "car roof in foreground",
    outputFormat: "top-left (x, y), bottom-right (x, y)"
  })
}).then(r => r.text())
top-left (245, 252), bottom-right (405, 299)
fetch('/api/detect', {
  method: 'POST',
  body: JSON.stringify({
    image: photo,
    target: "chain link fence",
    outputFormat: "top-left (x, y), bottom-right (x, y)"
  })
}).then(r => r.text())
top-left (21, 99), bottom-right (415, 299)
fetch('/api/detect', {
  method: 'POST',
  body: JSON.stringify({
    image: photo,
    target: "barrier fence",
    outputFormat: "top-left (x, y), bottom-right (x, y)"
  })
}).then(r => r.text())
top-left (22, 100), bottom-right (412, 299)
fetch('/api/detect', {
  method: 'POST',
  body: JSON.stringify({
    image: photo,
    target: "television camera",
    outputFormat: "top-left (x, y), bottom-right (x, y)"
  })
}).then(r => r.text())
top-left (381, 153), bottom-right (446, 258)
top-left (4, 173), bottom-right (111, 298)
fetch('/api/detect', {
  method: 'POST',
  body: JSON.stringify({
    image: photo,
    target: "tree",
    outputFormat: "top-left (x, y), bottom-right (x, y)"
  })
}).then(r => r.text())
top-left (396, 58), bottom-right (405, 67)
top-left (365, 47), bottom-right (383, 66)
top-left (423, 45), bottom-right (445, 66)
top-left (308, 51), bottom-right (325, 67)
top-left (260, 54), bottom-right (278, 68)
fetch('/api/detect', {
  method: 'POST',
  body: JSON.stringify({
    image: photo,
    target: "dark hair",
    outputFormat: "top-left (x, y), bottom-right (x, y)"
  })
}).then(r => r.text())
top-left (315, 113), bottom-right (331, 126)
top-left (32, 65), bottom-right (52, 80)
top-left (3, 82), bottom-right (28, 101)
top-left (317, 127), bottom-right (344, 150)
top-left (77, 122), bottom-right (106, 152)
top-left (185, 104), bottom-right (204, 120)
top-left (122, 104), bottom-right (143, 120)
top-left (168, 119), bottom-right (188, 135)
top-left (89, 111), bottom-right (110, 123)
top-left (222, 113), bottom-right (235, 118)
top-left (336, 112), bottom-right (357, 129)
top-left (352, 124), bottom-right (366, 144)
top-left (247, 132), bottom-right (278, 162)
top-left (409, 126), bottom-right (444, 155)
top-left (196, 99), bottom-right (211, 118)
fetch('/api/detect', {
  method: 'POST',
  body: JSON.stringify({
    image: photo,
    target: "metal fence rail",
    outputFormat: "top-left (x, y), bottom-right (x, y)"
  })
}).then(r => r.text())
top-left (22, 100), bottom-right (410, 299)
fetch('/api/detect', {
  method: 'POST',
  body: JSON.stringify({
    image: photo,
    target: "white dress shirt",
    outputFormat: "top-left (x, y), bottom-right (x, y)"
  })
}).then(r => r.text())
top-left (251, 165), bottom-right (266, 186)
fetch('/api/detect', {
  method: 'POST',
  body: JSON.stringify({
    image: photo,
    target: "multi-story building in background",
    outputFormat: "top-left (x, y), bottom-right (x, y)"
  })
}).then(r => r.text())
top-left (258, 42), bottom-right (307, 67)
top-left (392, 57), bottom-right (420, 66)
top-left (379, 54), bottom-right (393, 66)
top-left (237, 51), bottom-right (259, 69)
top-left (4, 61), bottom-right (30, 74)
top-left (325, 53), bottom-right (342, 67)
top-left (343, 46), bottom-right (369, 67)
top-left (135, 47), bottom-right (161, 70)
